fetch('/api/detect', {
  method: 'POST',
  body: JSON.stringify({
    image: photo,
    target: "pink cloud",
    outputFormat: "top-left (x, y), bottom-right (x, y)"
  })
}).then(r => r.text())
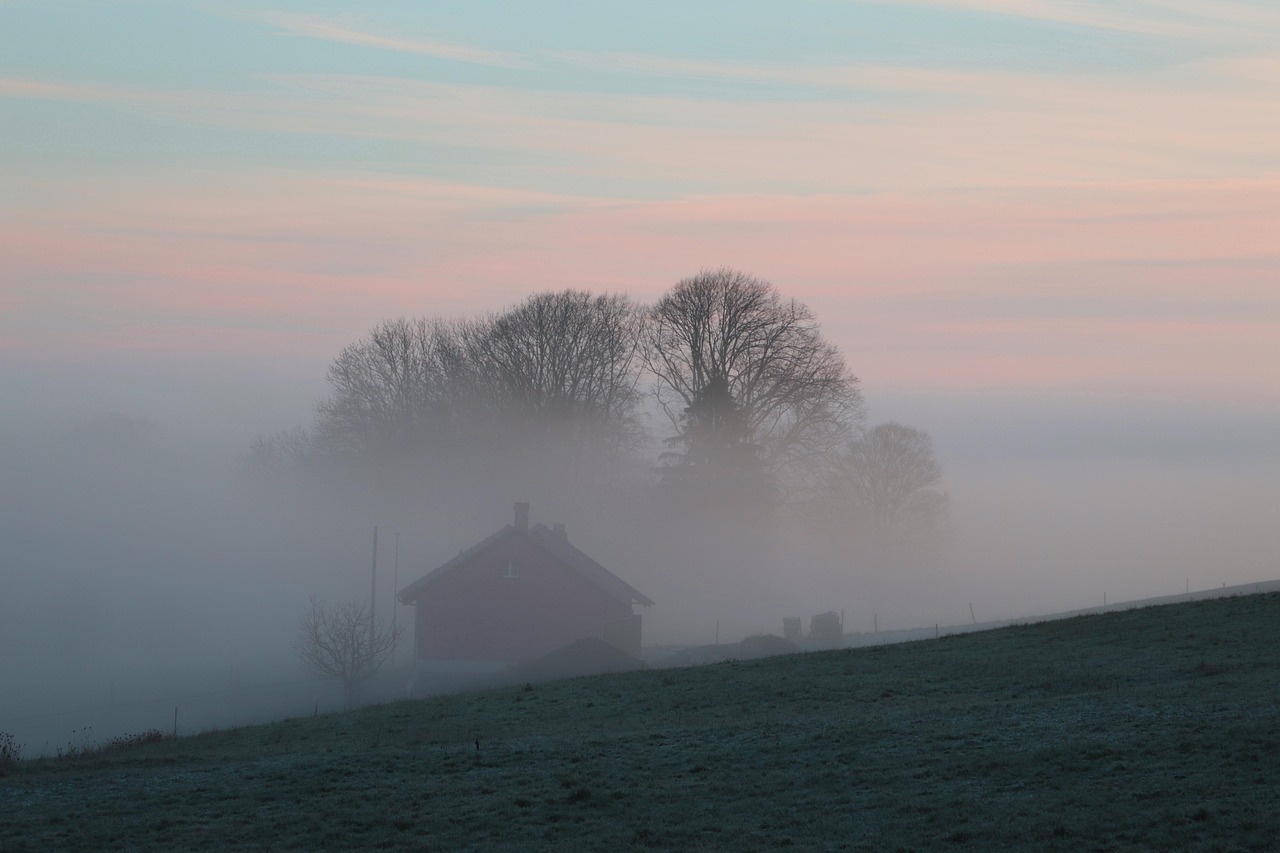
top-left (881, 0), bottom-right (1278, 41)
top-left (249, 13), bottom-right (531, 68)
top-left (4, 173), bottom-right (1275, 403)
top-left (6, 59), bottom-right (1277, 196)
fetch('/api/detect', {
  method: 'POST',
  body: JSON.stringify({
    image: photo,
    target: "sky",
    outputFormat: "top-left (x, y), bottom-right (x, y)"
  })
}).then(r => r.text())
top-left (2, 0), bottom-right (1277, 420)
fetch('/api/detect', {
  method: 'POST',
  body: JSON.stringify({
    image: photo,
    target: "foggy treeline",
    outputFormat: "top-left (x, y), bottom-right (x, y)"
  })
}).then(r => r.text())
top-left (250, 268), bottom-right (951, 551)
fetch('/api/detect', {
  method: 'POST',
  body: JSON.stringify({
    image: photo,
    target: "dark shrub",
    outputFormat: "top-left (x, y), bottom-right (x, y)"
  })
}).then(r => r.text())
top-left (0, 731), bottom-right (20, 773)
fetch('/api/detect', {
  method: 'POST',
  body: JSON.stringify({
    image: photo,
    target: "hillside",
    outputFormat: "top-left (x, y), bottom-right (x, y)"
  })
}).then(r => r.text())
top-left (4, 592), bottom-right (1279, 851)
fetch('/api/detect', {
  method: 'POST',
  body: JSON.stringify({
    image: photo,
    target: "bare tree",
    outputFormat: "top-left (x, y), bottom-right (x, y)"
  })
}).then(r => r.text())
top-left (825, 422), bottom-right (950, 546)
top-left (313, 317), bottom-right (472, 458)
top-left (473, 290), bottom-right (646, 450)
top-left (646, 268), bottom-right (863, 506)
top-left (308, 294), bottom-right (645, 466)
top-left (246, 426), bottom-right (314, 473)
top-left (295, 597), bottom-right (402, 710)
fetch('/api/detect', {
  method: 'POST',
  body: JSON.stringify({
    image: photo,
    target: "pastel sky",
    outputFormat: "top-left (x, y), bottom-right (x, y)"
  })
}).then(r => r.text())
top-left (2, 0), bottom-right (1278, 409)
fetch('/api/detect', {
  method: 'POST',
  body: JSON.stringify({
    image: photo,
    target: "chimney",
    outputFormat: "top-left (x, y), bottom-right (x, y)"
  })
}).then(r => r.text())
top-left (514, 502), bottom-right (530, 531)
top-left (553, 523), bottom-right (567, 542)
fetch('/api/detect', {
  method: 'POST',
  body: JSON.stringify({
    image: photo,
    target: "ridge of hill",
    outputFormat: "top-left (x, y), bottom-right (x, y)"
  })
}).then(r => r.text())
top-left (3, 591), bottom-right (1278, 851)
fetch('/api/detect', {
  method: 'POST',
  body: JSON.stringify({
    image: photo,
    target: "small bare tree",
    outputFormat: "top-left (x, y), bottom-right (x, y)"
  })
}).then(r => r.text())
top-left (295, 597), bottom-right (402, 710)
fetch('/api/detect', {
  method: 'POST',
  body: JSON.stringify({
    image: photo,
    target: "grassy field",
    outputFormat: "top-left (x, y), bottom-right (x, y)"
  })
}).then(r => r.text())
top-left (3, 592), bottom-right (1278, 851)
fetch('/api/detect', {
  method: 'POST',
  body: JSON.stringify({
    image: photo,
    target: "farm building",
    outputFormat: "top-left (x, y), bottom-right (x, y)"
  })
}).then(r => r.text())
top-left (397, 503), bottom-right (653, 674)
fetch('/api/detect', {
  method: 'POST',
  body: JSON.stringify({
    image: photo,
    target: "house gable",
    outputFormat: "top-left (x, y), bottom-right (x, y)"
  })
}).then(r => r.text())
top-left (397, 505), bottom-right (651, 667)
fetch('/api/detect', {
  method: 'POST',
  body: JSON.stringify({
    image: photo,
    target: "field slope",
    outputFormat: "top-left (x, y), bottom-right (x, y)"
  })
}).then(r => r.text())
top-left (4, 592), bottom-right (1279, 851)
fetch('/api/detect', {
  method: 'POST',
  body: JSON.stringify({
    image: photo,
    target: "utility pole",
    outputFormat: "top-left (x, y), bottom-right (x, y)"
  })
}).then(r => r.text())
top-left (370, 526), bottom-right (378, 636)
top-left (392, 531), bottom-right (400, 667)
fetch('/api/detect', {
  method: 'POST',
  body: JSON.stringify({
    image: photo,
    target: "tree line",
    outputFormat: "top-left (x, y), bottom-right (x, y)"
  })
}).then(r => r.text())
top-left (254, 268), bottom-right (949, 546)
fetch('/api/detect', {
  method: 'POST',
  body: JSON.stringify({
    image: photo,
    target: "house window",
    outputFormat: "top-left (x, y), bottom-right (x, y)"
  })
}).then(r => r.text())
top-left (501, 560), bottom-right (518, 579)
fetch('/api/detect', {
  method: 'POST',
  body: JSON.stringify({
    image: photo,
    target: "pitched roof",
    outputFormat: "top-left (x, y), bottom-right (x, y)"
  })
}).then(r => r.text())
top-left (527, 523), bottom-right (653, 607)
top-left (397, 522), bottom-right (652, 608)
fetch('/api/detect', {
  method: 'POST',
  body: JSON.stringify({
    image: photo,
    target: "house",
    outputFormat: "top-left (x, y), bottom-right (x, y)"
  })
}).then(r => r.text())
top-left (397, 503), bottom-right (653, 674)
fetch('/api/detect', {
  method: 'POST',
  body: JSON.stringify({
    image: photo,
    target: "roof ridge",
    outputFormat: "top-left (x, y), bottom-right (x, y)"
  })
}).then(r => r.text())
top-left (397, 520), bottom-right (652, 608)
top-left (396, 524), bottom-right (516, 604)
top-left (528, 526), bottom-right (654, 607)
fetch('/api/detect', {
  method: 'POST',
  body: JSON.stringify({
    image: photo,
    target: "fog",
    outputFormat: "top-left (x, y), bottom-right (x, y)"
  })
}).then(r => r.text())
top-left (2, 359), bottom-right (1278, 756)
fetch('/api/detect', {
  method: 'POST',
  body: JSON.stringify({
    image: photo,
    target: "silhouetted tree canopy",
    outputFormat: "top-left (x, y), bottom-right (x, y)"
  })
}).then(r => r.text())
top-left (253, 274), bottom-right (961, 554)
top-left (469, 290), bottom-right (645, 450)
top-left (646, 268), bottom-right (863, 507)
top-left (305, 291), bottom-right (644, 469)
top-left (657, 374), bottom-right (773, 509)
top-left (314, 317), bottom-right (472, 458)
